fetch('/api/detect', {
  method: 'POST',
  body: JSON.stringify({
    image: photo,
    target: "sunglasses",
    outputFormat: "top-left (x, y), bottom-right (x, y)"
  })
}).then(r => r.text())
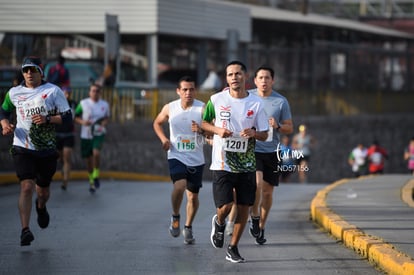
top-left (22, 67), bottom-right (40, 74)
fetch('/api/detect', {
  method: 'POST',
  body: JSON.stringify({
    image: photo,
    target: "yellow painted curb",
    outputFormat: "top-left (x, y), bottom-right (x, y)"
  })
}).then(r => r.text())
top-left (0, 170), bottom-right (170, 185)
top-left (310, 177), bottom-right (414, 275)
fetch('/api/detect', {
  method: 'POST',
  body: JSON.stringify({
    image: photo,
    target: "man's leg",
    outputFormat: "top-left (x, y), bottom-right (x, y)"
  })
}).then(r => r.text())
top-left (251, 171), bottom-right (263, 217)
top-left (217, 203), bottom-right (232, 225)
top-left (225, 189), bottom-right (237, 236)
top-left (62, 146), bottom-right (72, 187)
top-left (211, 202), bottom-right (232, 248)
top-left (19, 179), bottom-right (35, 230)
top-left (92, 148), bottom-right (101, 188)
top-left (230, 204), bottom-right (249, 247)
top-left (259, 181), bottom-right (274, 230)
top-left (226, 204), bottom-right (248, 263)
top-left (298, 159), bottom-right (308, 183)
top-left (19, 179), bottom-right (35, 246)
top-left (93, 148), bottom-right (100, 172)
top-left (183, 189), bottom-right (199, 244)
top-left (34, 184), bottom-right (51, 230)
top-left (169, 179), bottom-right (186, 238)
top-left (172, 179), bottom-right (186, 216)
top-left (35, 184), bottom-right (50, 208)
top-left (249, 171), bottom-right (263, 238)
top-left (185, 189), bottom-right (199, 227)
top-left (86, 155), bottom-right (96, 192)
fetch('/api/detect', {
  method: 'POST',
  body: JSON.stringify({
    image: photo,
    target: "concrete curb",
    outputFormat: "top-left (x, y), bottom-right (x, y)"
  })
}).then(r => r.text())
top-left (0, 170), bottom-right (170, 185)
top-left (310, 177), bottom-right (414, 275)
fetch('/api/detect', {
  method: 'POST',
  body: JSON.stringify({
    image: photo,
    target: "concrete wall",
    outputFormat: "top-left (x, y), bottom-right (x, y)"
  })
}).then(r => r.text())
top-left (1, 114), bottom-right (413, 183)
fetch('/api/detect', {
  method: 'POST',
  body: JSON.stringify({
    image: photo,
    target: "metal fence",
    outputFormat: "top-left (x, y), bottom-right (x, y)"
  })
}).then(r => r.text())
top-left (248, 41), bottom-right (413, 93)
top-left (72, 85), bottom-right (413, 125)
top-left (70, 87), bottom-right (214, 123)
top-left (67, 41), bottom-right (414, 122)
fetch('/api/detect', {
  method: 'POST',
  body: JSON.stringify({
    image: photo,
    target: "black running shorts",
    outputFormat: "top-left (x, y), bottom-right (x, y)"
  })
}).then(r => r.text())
top-left (255, 152), bottom-right (280, 186)
top-left (11, 146), bottom-right (58, 187)
top-left (212, 170), bottom-right (256, 208)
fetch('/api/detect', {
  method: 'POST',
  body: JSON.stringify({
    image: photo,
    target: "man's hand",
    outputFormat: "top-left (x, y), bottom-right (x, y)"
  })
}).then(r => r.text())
top-left (1, 122), bottom-right (14, 135)
top-left (216, 128), bottom-right (233, 138)
top-left (32, 114), bottom-right (48, 125)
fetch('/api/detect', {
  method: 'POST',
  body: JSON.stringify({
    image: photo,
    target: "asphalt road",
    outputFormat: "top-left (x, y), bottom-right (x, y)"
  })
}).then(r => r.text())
top-left (0, 180), bottom-right (383, 275)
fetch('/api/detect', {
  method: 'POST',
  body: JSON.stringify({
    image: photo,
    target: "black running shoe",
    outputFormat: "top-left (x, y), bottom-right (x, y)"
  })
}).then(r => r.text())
top-left (20, 228), bottom-right (34, 246)
top-left (89, 184), bottom-right (96, 194)
top-left (210, 214), bottom-right (225, 248)
top-left (35, 199), bottom-right (49, 229)
top-left (226, 245), bottom-right (245, 263)
top-left (249, 216), bottom-right (260, 238)
top-left (255, 229), bottom-right (267, 245)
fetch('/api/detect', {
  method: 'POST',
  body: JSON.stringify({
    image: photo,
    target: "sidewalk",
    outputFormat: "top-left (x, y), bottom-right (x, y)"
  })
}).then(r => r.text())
top-left (311, 174), bottom-right (414, 275)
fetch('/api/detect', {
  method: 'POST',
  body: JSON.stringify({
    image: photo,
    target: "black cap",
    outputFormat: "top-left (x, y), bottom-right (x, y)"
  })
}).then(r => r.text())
top-left (21, 56), bottom-right (44, 75)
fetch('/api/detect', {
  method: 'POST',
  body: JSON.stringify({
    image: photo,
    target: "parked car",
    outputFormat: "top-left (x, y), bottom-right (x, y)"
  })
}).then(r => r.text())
top-left (158, 68), bottom-right (198, 88)
top-left (44, 60), bottom-right (103, 88)
top-left (0, 66), bottom-right (22, 103)
top-left (0, 66), bottom-right (21, 89)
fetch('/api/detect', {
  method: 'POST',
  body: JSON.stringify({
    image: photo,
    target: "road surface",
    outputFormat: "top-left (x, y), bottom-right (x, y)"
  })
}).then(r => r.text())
top-left (0, 180), bottom-right (383, 274)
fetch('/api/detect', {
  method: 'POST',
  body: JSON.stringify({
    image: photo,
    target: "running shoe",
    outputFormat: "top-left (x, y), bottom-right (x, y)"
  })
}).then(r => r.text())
top-left (20, 228), bottom-right (34, 246)
top-left (249, 216), bottom-right (260, 238)
top-left (35, 199), bottom-right (49, 229)
top-left (169, 215), bottom-right (180, 237)
top-left (89, 184), bottom-right (96, 194)
top-left (182, 227), bottom-right (195, 244)
top-left (225, 221), bottom-right (234, 236)
top-left (255, 229), bottom-right (267, 245)
top-left (210, 214), bottom-right (225, 248)
top-left (226, 245), bottom-right (245, 263)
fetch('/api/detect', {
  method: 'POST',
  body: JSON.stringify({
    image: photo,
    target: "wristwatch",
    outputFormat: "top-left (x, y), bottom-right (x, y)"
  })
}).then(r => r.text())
top-left (45, 115), bottom-right (51, 124)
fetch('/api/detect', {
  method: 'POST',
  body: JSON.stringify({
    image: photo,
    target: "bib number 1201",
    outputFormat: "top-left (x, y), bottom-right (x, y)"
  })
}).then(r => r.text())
top-left (224, 137), bottom-right (247, 153)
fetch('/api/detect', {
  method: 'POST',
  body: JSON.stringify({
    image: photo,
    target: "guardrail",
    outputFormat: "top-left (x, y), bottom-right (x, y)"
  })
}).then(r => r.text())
top-left (69, 87), bottom-right (414, 122)
top-left (69, 87), bottom-right (215, 123)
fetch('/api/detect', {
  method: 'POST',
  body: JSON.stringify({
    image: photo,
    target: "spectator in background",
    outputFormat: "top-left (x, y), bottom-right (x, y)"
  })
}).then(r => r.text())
top-left (56, 86), bottom-right (77, 190)
top-left (47, 55), bottom-right (70, 88)
top-left (348, 143), bottom-right (368, 177)
top-left (367, 140), bottom-right (388, 174)
top-left (99, 58), bottom-right (116, 87)
top-left (404, 137), bottom-right (414, 176)
top-left (200, 69), bottom-right (222, 92)
top-left (1, 71), bottom-right (23, 106)
top-left (292, 124), bottom-right (315, 183)
top-left (279, 135), bottom-right (295, 183)
top-left (12, 71), bottom-right (24, 87)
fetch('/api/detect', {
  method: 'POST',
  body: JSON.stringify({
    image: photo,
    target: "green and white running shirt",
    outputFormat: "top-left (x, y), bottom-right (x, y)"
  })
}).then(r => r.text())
top-left (1, 82), bottom-right (70, 151)
top-left (75, 98), bottom-right (110, 139)
top-left (203, 89), bottom-right (268, 173)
